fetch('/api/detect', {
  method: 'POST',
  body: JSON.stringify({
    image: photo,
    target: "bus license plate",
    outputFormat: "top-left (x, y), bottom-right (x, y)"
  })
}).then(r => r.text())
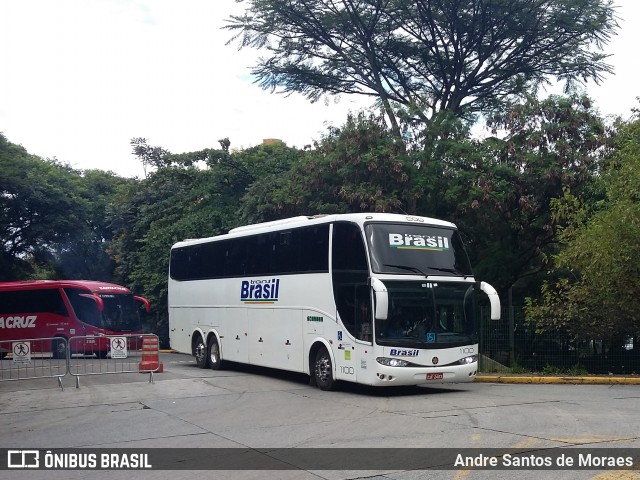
top-left (426, 373), bottom-right (444, 380)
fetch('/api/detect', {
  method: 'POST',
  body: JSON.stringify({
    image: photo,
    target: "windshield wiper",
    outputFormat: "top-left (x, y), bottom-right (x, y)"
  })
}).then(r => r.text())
top-left (383, 264), bottom-right (430, 277)
top-left (426, 266), bottom-right (462, 275)
top-left (383, 263), bottom-right (462, 277)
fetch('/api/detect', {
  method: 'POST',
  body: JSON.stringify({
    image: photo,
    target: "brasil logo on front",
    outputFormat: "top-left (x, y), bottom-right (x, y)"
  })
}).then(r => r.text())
top-left (389, 233), bottom-right (450, 251)
top-left (241, 278), bottom-right (280, 304)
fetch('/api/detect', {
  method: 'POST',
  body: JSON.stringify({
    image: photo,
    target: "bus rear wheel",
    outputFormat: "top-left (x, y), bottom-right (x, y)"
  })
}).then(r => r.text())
top-left (314, 347), bottom-right (335, 391)
top-left (208, 336), bottom-right (223, 371)
top-left (194, 335), bottom-right (209, 369)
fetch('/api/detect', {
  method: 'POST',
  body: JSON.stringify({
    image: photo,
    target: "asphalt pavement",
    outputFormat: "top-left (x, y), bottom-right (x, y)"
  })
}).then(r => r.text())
top-left (1, 351), bottom-right (639, 480)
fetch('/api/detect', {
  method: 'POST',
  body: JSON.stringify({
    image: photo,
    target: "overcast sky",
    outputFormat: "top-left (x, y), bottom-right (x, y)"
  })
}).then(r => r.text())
top-left (1, 0), bottom-right (639, 178)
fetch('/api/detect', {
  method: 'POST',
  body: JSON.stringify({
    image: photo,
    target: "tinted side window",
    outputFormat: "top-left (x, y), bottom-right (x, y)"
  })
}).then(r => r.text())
top-left (246, 234), bottom-right (272, 276)
top-left (169, 246), bottom-right (191, 280)
top-left (0, 289), bottom-right (67, 316)
top-left (272, 231), bottom-right (297, 274)
top-left (332, 223), bottom-right (368, 272)
top-left (332, 222), bottom-right (371, 342)
top-left (300, 225), bottom-right (329, 272)
top-left (170, 224), bottom-right (330, 280)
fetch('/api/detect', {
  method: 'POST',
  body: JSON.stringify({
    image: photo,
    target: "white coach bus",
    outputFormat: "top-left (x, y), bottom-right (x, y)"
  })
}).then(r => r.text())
top-left (168, 213), bottom-right (500, 390)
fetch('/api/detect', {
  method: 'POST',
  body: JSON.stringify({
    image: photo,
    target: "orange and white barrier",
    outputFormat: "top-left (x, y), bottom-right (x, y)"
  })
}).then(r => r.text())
top-left (138, 335), bottom-right (163, 373)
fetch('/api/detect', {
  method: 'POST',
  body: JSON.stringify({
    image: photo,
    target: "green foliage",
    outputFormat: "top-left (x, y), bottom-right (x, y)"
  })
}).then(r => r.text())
top-left (540, 364), bottom-right (588, 376)
top-left (235, 141), bottom-right (306, 222)
top-left (0, 133), bottom-right (128, 280)
top-left (436, 93), bottom-right (610, 295)
top-left (108, 166), bottom-right (226, 335)
top-left (567, 364), bottom-right (589, 376)
top-left (525, 111), bottom-right (640, 344)
top-left (541, 364), bottom-right (562, 375)
top-left (109, 139), bottom-right (303, 335)
top-left (241, 114), bottom-right (419, 220)
top-left (509, 363), bottom-right (529, 374)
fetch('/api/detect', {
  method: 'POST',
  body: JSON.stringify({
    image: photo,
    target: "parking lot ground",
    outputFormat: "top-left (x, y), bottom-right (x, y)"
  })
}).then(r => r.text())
top-left (1, 352), bottom-right (639, 480)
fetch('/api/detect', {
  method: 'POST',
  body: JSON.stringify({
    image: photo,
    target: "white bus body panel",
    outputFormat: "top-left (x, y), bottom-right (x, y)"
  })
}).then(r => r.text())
top-left (169, 273), bottom-right (337, 374)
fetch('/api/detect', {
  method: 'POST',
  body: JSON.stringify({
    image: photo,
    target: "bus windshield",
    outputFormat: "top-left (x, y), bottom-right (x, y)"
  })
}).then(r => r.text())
top-left (375, 281), bottom-right (478, 349)
top-left (64, 289), bottom-right (142, 332)
top-left (365, 223), bottom-right (472, 276)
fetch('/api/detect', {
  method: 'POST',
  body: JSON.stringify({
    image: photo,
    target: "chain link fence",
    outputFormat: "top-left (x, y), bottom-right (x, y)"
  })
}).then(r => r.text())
top-left (479, 306), bottom-right (640, 374)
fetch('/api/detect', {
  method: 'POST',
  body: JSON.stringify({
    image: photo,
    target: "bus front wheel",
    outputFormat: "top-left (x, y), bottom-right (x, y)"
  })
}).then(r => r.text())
top-left (194, 335), bottom-right (209, 369)
top-left (52, 337), bottom-right (67, 360)
top-left (314, 347), bottom-right (335, 391)
top-left (208, 336), bottom-right (223, 371)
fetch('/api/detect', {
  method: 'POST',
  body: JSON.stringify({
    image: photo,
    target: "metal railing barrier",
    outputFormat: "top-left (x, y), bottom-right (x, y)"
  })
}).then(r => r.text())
top-left (0, 334), bottom-right (163, 390)
top-left (67, 334), bottom-right (163, 388)
top-left (0, 337), bottom-right (68, 390)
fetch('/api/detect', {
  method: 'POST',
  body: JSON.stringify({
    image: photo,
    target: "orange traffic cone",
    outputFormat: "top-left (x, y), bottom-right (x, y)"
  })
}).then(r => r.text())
top-left (139, 336), bottom-right (163, 373)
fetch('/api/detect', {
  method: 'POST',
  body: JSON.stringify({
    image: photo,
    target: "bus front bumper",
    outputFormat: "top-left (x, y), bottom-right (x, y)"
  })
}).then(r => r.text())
top-left (370, 361), bottom-right (478, 386)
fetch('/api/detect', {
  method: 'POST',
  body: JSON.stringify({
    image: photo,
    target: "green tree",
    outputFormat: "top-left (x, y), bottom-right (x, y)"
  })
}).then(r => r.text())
top-left (0, 134), bottom-right (89, 279)
top-left (109, 166), bottom-right (221, 338)
top-left (232, 140), bottom-right (305, 222)
top-left (240, 113), bottom-right (419, 220)
top-left (525, 112), bottom-right (640, 344)
top-left (50, 169), bottom-right (133, 280)
top-left (226, 0), bottom-right (617, 138)
top-left (444, 93), bottom-right (610, 297)
top-left (111, 138), bottom-right (281, 338)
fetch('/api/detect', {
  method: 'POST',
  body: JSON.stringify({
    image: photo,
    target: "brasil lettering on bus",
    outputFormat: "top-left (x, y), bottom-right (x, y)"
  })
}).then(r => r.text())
top-left (388, 233), bottom-right (450, 251)
top-left (240, 279), bottom-right (280, 303)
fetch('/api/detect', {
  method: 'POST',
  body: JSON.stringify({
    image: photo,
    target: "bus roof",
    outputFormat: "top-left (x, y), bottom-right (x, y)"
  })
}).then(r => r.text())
top-left (0, 280), bottom-right (132, 294)
top-left (173, 213), bottom-right (457, 249)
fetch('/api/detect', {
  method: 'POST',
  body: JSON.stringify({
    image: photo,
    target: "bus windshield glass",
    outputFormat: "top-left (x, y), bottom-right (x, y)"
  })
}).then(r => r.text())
top-left (365, 223), bottom-right (472, 276)
top-left (375, 281), bottom-right (478, 348)
top-left (64, 288), bottom-right (142, 332)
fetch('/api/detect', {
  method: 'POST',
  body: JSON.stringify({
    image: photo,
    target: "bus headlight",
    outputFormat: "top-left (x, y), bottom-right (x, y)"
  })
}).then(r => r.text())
top-left (458, 355), bottom-right (478, 365)
top-left (376, 357), bottom-right (410, 367)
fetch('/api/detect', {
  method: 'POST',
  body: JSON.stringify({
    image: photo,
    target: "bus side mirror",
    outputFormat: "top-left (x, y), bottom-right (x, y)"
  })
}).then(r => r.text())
top-left (134, 296), bottom-right (151, 313)
top-left (371, 278), bottom-right (388, 320)
top-left (478, 282), bottom-right (501, 320)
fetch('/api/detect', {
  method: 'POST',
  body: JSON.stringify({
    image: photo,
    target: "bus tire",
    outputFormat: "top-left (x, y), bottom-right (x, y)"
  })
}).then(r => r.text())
top-left (314, 347), bottom-right (335, 391)
top-left (208, 335), bottom-right (223, 371)
top-left (194, 334), bottom-right (209, 369)
top-left (52, 337), bottom-right (67, 359)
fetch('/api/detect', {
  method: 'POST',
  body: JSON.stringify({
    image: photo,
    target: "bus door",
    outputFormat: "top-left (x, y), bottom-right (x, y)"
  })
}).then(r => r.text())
top-left (331, 222), bottom-right (371, 383)
top-left (333, 286), bottom-right (372, 383)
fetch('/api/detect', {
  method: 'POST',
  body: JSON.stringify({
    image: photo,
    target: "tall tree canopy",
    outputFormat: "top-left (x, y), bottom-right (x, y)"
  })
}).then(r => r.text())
top-left (226, 0), bottom-right (618, 137)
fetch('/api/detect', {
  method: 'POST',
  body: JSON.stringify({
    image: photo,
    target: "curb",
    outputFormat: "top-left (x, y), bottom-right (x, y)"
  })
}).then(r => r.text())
top-left (475, 375), bottom-right (640, 385)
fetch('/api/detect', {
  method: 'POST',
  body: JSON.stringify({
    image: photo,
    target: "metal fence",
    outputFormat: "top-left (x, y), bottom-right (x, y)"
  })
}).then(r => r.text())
top-left (0, 334), bottom-right (162, 390)
top-left (479, 306), bottom-right (640, 375)
top-left (0, 337), bottom-right (67, 389)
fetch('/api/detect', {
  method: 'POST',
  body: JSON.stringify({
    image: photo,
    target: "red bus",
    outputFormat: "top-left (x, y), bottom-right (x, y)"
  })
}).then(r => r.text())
top-left (0, 280), bottom-right (150, 358)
